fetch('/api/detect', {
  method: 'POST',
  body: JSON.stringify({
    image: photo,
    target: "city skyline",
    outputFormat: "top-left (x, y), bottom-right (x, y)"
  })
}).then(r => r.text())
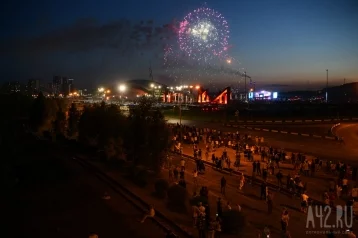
top-left (1, 0), bottom-right (357, 91)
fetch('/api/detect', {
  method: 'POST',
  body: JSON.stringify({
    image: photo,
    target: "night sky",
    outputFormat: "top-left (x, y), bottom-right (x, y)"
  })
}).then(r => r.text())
top-left (1, 0), bottom-right (357, 91)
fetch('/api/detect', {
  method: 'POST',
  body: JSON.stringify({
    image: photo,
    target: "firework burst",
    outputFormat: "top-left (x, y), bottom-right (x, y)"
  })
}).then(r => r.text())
top-left (178, 7), bottom-right (230, 62)
top-left (163, 6), bottom-right (244, 86)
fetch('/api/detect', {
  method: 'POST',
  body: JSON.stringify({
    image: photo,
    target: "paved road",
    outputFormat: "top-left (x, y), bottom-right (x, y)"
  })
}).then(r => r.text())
top-left (3, 140), bottom-right (166, 238)
top-left (179, 142), bottom-right (344, 206)
top-left (335, 123), bottom-right (358, 155)
top-left (167, 154), bottom-right (350, 238)
top-left (167, 116), bottom-right (341, 125)
top-left (168, 119), bottom-right (358, 165)
top-left (242, 124), bottom-right (334, 136)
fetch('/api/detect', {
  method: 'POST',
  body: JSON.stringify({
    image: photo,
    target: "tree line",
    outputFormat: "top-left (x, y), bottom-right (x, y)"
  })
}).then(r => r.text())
top-left (29, 92), bottom-right (170, 173)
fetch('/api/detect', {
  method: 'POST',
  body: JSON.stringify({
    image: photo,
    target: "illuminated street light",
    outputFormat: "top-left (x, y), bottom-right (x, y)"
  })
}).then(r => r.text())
top-left (226, 59), bottom-right (232, 64)
top-left (150, 83), bottom-right (155, 88)
top-left (98, 87), bottom-right (104, 92)
top-left (106, 90), bottom-right (111, 93)
top-left (195, 85), bottom-right (200, 89)
top-left (118, 84), bottom-right (126, 92)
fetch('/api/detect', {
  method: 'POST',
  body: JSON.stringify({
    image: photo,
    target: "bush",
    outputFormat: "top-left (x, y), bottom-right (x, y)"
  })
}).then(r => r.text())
top-left (127, 166), bottom-right (140, 177)
top-left (154, 179), bottom-right (169, 199)
top-left (56, 133), bottom-right (66, 141)
top-left (126, 166), bottom-right (148, 188)
top-left (190, 196), bottom-right (208, 206)
top-left (110, 159), bottom-right (126, 168)
top-left (167, 184), bottom-right (188, 213)
top-left (221, 210), bottom-right (246, 234)
top-left (135, 169), bottom-right (148, 188)
top-left (42, 131), bottom-right (51, 139)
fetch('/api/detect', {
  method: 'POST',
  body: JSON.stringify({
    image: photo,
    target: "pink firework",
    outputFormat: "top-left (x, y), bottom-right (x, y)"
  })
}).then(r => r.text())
top-left (178, 7), bottom-right (230, 62)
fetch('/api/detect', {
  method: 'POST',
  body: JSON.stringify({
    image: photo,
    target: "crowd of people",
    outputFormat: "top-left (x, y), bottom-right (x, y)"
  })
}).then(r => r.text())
top-left (168, 123), bottom-right (358, 237)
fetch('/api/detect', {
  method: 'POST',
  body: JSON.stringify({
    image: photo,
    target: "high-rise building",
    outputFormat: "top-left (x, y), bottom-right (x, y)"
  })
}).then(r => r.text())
top-left (27, 79), bottom-right (40, 95)
top-left (47, 83), bottom-right (53, 94)
top-left (61, 77), bottom-right (69, 96)
top-left (9, 81), bottom-right (21, 93)
top-left (53, 76), bottom-right (62, 95)
top-left (68, 78), bottom-right (74, 94)
top-left (1, 81), bottom-right (22, 93)
top-left (52, 76), bottom-right (74, 96)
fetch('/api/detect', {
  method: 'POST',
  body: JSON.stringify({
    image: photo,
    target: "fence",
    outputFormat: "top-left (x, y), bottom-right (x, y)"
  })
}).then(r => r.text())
top-left (224, 124), bottom-right (336, 140)
top-left (210, 117), bottom-right (358, 124)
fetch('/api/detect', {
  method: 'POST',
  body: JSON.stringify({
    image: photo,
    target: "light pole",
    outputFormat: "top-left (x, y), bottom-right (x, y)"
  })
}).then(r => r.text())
top-left (178, 85), bottom-right (183, 155)
top-left (150, 83), bottom-right (155, 97)
top-left (118, 84), bottom-right (126, 104)
top-left (326, 69), bottom-right (328, 103)
top-left (179, 87), bottom-right (182, 125)
top-left (244, 71), bottom-right (247, 102)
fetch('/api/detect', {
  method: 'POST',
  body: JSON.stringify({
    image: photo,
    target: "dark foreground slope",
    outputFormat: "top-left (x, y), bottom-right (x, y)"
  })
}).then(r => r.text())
top-left (1, 133), bottom-right (165, 238)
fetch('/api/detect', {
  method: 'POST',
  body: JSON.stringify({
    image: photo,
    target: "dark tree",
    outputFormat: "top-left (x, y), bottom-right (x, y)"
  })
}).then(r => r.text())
top-left (77, 98), bottom-right (169, 168)
top-left (29, 92), bottom-right (48, 131)
top-left (78, 103), bottom-right (126, 160)
top-left (127, 97), bottom-right (170, 172)
top-left (78, 106), bottom-right (98, 146)
top-left (52, 107), bottom-right (66, 136)
top-left (67, 103), bottom-right (80, 137)
top-left (0, 93), bottom-right (33, 149)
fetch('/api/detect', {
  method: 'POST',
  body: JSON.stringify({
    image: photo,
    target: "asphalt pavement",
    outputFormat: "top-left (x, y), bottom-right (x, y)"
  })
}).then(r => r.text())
top-left (168, 119), bottom-right (358, 165)
top-left (179, 142), bottom-right (344, 206)
top-left (167, 154), bottom-right (347, 238)
top-left (335, 123), bottom-right (358, 154)
top-left (244, 124), bottom-right (334, 136)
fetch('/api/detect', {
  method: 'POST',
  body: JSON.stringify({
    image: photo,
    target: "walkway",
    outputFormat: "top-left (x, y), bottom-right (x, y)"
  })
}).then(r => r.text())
top-left (179, 142), bottom-right (346, 206)
top-left (168, 153), bottom-right (341, 238)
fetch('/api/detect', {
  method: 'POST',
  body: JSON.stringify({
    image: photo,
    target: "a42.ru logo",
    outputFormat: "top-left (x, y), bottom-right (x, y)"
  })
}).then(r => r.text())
top-left (306, 206), bottom-right (353, 229)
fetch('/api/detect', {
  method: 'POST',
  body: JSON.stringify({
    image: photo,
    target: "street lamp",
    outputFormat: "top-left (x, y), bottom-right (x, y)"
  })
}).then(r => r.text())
top-left (118, 84), bottom-right (126, 104)
top-left (326, 69), bottom-right (329, 103)
top-left (119, 84), bottom-right (126, 93)
top-left (150, 83), bottom-right (155, 97)
top-left (244, 71), bottom-right (247, 102)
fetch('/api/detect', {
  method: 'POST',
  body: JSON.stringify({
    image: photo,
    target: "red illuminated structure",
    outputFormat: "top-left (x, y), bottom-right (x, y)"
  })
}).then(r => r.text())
top-left (197, 88), bottom-right (210, 103)
top-left (211, 87), bottom-right (231, 104)
top-left (122, 79), bottom-right (232, 104)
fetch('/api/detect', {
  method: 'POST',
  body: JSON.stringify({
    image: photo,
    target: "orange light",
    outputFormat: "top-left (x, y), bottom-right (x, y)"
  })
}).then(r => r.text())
top-left (195, 85), bottom-right (200, 89)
